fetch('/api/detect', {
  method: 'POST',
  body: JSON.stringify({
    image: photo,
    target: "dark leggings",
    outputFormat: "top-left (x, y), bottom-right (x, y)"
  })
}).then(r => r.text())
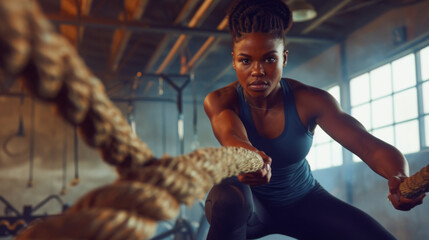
top-left (205, 177), bottom-right (396, 240)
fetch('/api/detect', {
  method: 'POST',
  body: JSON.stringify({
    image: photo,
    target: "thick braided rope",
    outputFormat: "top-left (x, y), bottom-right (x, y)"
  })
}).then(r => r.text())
top-left (15, 147), bottom-right (263, 239)
top-left (2, 2), bottom-right (265, 239)
top-left (400, 165), bottom-right (429, 199)
top-left (118, 147), bottom-right (264, 205)
top-left (67, 182), bottom-right (181, 221)
top-left (0, 0), bottom-right (154, 167)
top-left (15, 209), bottom-right (157, 240)
top-left (4, 1), bottom-right (427, 239)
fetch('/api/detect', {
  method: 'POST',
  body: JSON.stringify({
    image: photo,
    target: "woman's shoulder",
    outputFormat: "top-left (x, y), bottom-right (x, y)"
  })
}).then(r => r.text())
top-left (284, 78), bottom-right (341, 115)
top-left (207, 81), bottom-right (239, 98)
top-left (204, 81), bottom-right (240, 114)
top-left (284, 78), bottom-right (328, 98)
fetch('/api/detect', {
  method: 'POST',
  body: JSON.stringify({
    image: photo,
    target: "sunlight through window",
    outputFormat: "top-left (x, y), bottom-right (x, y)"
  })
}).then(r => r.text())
top-left (350, 73), bottom-right (370, 106)
top-left (316, 143), bottom-right (331, 169)
top-left (372, 126), bottom-right (394, 146)
top-left (425, 116), bottom-right (429, 147)
top-left (370, 64), bottom-right (392, 99)
top-left (371, 96), bottom-right (393, 128)
top-left (306, 147), bottom-right (317, 170)
top-left (351, 103), bottom-right (371, 130)
top-left (392, 54), bottom-right (416, 92)
top-left (307, 85), bottom-right (343, 170)
top-left (395, 120), bottom-right (420, 154)
top-left (393, 88), bottom-right (418, 122)
top-left (328, 85), bottom-right (341, 103)
top-left (421, 46), bottom-right (429, 81)
top-left (350, 49), bottom-right (427, 161)
top-left (331, 141), bottom-right (343, 167)
top-left (423, 81), bottom-right (429, 114)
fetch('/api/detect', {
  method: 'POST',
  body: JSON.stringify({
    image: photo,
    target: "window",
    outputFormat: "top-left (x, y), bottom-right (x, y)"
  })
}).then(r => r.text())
top-left (421, 45), bottom-right (429, 147)
top-left (421, 46), bottom-right (429, 81)
top-left (370, 64), bottom-right (392, 99)
top-left (350, 52), bottom-right (425, 160)
top-left (392, 54), bottom-right (416, 91)
top-left (307, 86), bottom-right (343, 170)
top-left (309, 44), bottom-right (429, 168)
top-left (423, 81), bottom-right (429, 114)
top-left (425, 116), bottom-right (429, 147)
top-left (350, 74), bottom-right (370, 106)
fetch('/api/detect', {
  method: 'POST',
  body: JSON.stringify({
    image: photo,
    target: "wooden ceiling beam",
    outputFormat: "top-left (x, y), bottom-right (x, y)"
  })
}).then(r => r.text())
top-left (109, 0), bottom-right (149, 72)
top-left (60, 0), bottom-right (93, 48)
top-left (301, 0), bottom-right (353, 34)
top-left (155, 0), bottom-right (220, 74)
top-left (181, 16), bottom-right (228, 74)
top-left (144, 0), bottom-right (200, 73)
top-left (49, 15), bottom-right (338, 44)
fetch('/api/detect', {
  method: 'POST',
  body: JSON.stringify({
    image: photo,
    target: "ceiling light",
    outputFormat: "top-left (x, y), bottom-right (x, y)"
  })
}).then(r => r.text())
top-left (288, 0), bottom-right (317, 22)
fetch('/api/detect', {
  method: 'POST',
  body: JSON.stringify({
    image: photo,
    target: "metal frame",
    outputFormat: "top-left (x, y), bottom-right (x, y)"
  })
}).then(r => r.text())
top-left (0, 195), bottom-right (68, 237)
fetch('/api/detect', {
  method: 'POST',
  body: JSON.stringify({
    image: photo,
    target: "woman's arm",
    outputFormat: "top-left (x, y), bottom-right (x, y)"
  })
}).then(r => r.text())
top-left (204, 85), bottom-right (271, 186)
top-left (297, 84), bottom-right (425, 210)
top-left (313, 91), bottom-right (407, 179)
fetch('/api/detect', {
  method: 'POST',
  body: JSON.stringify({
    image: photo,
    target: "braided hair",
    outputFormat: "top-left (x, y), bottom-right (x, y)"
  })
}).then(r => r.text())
top-left (227, 0), bottom-right (292, 44)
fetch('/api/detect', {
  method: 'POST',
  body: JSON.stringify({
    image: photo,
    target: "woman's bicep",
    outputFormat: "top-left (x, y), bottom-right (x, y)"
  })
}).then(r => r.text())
top-left (315, 93), bottom-right (408, 178)
top-left (210, 109), bottom-right (251, 146)
top-left (314, 91), bottom-right (377, 158)
top-left (204, 87), bottom-right (255, 149)
top-left (319, 111), bottom-right (374, 155)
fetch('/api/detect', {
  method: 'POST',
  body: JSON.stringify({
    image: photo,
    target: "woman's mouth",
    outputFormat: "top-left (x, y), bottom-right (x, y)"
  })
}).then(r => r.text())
top-left (248, 81), bottom-right (269, 91)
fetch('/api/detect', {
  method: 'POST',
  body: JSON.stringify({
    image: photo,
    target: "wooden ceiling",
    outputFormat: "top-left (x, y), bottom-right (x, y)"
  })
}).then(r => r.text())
top-left (35, 0), bottom-right (426, 101)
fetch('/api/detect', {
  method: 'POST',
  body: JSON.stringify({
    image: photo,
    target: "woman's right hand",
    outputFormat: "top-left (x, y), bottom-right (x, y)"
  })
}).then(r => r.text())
top-left (387, 175), bottom-right (426, 211)
top-left (238, 151), bottom-right (272, 186)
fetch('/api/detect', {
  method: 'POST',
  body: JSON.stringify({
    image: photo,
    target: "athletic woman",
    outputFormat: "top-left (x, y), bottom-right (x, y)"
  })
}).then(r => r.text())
top-left (203, 0), bottom-right (425, 239)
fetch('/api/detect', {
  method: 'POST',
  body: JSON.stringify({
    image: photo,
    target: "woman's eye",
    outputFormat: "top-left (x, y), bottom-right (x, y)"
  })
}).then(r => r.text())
top-left (240, 59), bottom-right (250, 64)
top-left (265, 57), bottom-right (277, 63)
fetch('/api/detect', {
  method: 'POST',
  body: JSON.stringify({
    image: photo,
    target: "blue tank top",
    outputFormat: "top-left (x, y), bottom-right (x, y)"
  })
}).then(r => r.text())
top-left (237, 79), bottom-right (316, 206)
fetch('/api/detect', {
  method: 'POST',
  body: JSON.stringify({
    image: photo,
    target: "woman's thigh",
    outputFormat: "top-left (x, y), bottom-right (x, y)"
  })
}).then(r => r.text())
top-left (269, 185), bottom-right (396, 240)
top-left (205, 177), bottom-right (273, 240)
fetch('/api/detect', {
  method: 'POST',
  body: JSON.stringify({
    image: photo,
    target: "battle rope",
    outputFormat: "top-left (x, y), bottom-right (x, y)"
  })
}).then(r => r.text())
top-left (0, 1), bottom-right (263, 239)
top-left (0, 0), bottom-right (426, 239)
top-left (400, 165), bottom-right (429, 199)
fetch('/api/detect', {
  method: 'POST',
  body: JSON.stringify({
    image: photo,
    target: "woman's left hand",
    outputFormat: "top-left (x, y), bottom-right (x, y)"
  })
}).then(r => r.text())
top-left (388, 175), bottom-right (426, 211)
top-left (238, 151), bottom-right (272, 186)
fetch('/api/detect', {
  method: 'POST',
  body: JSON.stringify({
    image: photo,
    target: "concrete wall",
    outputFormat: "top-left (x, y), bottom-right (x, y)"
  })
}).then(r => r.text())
top-left (346, 0), bottom-right (429, 77)
top-left (287, 44), bottom-right (342, 89)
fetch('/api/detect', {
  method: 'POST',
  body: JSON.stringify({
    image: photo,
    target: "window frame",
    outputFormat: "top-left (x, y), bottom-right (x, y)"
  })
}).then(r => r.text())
top-left (348, 42), bottom-right (429, 157)
top-left (309, 38), bottom-right (429, 170)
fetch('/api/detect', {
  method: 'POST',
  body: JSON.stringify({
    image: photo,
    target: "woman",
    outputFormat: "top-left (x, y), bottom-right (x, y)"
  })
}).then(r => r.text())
top-left (203, 0), bottom-right (425, 239)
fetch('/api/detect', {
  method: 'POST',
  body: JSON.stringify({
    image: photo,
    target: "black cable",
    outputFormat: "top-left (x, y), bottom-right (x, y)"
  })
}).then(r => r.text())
top-left (17, 85), bottom-right (24, 137)
top-left (70, 125), bottom-right (79, 186)
top-left (60, 122), bottom-right (67, 195)
top-left (2, 86), bottom-right (27, 157)
top-left (27, 97), bottom-right (35, 188)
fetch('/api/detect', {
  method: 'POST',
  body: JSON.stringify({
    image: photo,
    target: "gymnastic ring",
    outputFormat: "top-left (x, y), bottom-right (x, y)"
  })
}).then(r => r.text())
top-left (2, 133), bottom-right (29, 157)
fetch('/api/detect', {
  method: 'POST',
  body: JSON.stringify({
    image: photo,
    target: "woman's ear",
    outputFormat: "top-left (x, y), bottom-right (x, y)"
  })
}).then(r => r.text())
top-left (283, 50), bottom-right (288, 67)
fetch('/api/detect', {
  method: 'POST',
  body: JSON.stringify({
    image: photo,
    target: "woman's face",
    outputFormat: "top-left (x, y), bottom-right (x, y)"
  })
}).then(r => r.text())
top-left (232, 32), bottom-right (287, 99)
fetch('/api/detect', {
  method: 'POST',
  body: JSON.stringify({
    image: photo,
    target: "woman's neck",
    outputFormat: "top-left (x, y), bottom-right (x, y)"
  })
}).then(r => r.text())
top-left (244, 82), bottom-right (282, 111)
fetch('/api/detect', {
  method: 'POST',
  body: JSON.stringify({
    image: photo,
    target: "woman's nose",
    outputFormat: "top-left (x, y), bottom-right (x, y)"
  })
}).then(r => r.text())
top-left (251, 62), bottom-right (265, 76)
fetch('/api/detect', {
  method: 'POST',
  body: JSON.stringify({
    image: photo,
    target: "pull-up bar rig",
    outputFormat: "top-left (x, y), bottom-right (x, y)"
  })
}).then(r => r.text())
top-left (113, 72), bottom-right (206, 240)
top-left (110, 72), bottom-right (200, 240)
top-left (108, 73), bottom-right (194, 155)
top-left (0, 195), bottom-right (68, 237)
top-left (0, 73), bottom-right (200, 238)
